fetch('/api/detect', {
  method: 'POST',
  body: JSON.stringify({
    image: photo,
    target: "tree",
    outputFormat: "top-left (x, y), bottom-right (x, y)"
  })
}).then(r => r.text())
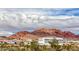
top-left (49, 39), bottom-right (61, 51)
top-left (42, 45), bottom-right (47, 51)
top-left (19, 42), bottom-right (25, 46)
top-left (30, 40), bottom-right (39, 51)
top-left (62, 44), bottom-right (73, 51)
top-left (49, 39), bottom-right (58, 47)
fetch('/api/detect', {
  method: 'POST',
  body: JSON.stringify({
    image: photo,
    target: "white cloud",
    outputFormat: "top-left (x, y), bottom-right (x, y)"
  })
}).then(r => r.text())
top-left (0, 8), bottom-right (79, 35)
top-left (0, 13), bottom-right (78, 31)
top-left (0, 31), bottom-right (14, 36)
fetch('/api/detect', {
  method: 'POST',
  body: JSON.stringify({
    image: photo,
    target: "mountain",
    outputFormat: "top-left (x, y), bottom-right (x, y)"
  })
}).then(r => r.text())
top-left (32, 28), bottom-right (62, 36)
top-left (32, 28), bottom-right (79, 39)
top-left (8, 28), bottom-right (79, 40)
top-left (9, 31), bottom-right (38, 40)
top-left (0, 36), bottom-right (10, 40)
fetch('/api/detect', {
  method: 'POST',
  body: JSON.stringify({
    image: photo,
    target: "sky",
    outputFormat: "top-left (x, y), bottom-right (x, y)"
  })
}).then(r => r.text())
top-left (0, 8), bottom-right (79, 36)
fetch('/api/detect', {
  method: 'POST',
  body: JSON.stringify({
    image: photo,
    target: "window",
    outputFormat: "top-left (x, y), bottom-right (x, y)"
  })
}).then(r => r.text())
top-left (45, 39), bottom-right (49, 43)
top-left (58, 40), bottom-right (63, 43)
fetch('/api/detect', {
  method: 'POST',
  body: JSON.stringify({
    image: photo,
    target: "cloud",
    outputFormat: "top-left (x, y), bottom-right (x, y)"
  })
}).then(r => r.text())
top-left (0, 8), bottom-right (79, 35)
top-left (0, 8), bottom-right (79, 16)
top-left (0, 31), bottom-right (14, 36)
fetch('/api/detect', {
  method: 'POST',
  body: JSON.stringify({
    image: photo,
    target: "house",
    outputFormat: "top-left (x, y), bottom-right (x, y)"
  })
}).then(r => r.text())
top-left (0, 39), bottom-right (17, 44)
top-left (9, 37), bottom-right (79, 46)
top-left (38, 36), bottom-right (68, 45)
top-left (23, 39), bottom-right (32, 45)
top-left (67, 40), bottom-right (79, 44)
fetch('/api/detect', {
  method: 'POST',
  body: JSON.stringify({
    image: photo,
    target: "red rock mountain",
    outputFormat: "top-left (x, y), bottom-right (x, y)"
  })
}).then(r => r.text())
top-left (9, 28), bottom-right (79, 40)
top-left (32, 28), bottom-right (79, 39)
top-left (9, 31), bottom-right (38, 40)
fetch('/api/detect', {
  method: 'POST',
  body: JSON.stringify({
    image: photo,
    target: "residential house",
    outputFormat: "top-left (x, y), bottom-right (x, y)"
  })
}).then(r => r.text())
top-left (38, 36), bottom-right (66, 45)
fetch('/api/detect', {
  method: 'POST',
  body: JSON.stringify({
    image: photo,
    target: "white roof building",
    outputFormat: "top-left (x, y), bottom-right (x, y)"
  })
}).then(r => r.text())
top-left (38, 36), bottom-right (66, 45)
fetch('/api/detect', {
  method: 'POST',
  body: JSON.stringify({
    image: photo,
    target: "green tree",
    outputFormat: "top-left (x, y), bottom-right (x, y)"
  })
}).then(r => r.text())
top-left (49, 39), bottom-right (61, 51)
top-left (30, 40), bottom-right (39, 51)
top-left (19, 42), bottom-right (25, 46)
top-left (62, 44), bottom-right (73, 51)
top-left (49, 39), bottom-right (58, 47)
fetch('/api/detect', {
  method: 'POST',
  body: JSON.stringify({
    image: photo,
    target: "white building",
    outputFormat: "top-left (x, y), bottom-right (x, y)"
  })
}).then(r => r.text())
top-left (38, 36), bottom-right (66, 45)
top-left (10, 36), bottom-right (79, 46)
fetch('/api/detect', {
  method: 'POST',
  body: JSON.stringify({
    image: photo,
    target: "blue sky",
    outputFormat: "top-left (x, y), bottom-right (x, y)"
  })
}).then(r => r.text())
top-left (0, 8), bottom-right (79, 36)
top-left (0, 8), bottom-right (79, 16)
